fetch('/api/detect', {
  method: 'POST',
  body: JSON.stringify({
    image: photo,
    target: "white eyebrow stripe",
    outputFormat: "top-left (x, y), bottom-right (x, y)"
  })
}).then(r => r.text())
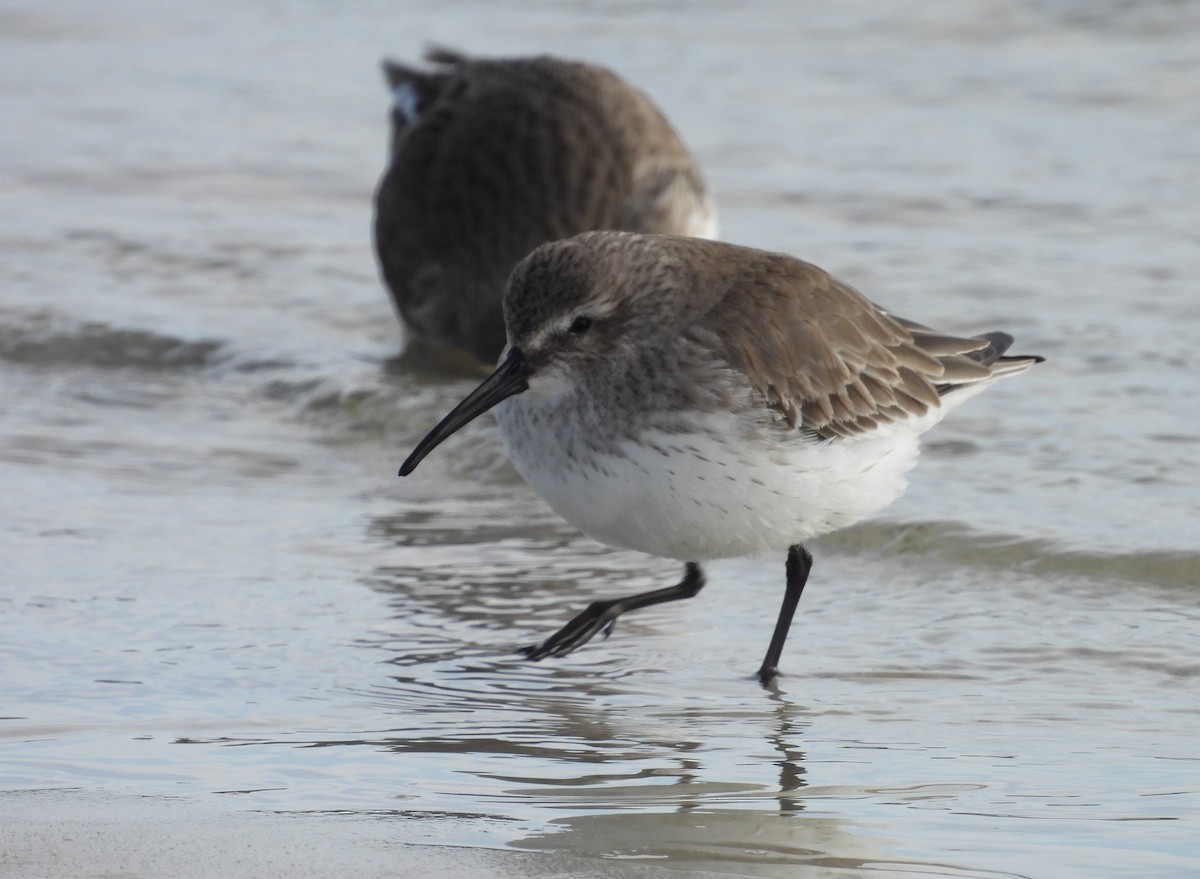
top-left (524, 325), bottom-right (553, 351)
top-left (392, 81), bottom-right (420, 124)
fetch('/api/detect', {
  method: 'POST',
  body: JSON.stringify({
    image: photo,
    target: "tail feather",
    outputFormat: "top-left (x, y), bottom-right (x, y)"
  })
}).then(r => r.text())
top-left (380, 54), bottom-right (456, 129)
top-left (970, 331), bottom-right (1014, 365)
top-left (424, 45), bottom-right (471, 68)
top-left (935, 331), bottom-right (1042, 396)
top-left (972, 331), bottom-right (1044, 375)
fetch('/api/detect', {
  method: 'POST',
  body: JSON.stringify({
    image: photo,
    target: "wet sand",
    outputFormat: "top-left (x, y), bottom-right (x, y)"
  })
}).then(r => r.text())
top-left (1, 790), bottom-right (735, 879)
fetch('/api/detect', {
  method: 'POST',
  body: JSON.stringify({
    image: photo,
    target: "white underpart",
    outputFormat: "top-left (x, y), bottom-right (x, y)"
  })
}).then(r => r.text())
top-left (392, 81), bottom-right (420, 125)
top-left (689, 198), bottom-right (719, 240)
top-left (496, 395), bottom-right (971, 561)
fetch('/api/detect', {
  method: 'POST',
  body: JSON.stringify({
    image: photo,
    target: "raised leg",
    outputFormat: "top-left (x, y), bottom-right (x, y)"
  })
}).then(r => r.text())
top-left (756, 545), bottom-right (813, 685)
top-left (521, 562), bottom-right (706, 660)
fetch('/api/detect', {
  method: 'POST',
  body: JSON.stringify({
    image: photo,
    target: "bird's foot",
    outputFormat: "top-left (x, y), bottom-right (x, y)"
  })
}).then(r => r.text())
top-left (755, 664), bottom-right (780, 687)
top-left (519, 600), bottom-right (620, 660)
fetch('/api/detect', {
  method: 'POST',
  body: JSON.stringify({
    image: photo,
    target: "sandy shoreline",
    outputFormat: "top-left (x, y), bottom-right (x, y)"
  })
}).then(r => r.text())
top-left (0, 789), bottom-right (732, 879)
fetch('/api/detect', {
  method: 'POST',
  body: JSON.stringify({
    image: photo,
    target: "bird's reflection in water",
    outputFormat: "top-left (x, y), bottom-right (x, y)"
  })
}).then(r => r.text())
top-left (363, 505), bottom-right (919, 872)
top-left (765, 686), bottom-right (809, 816)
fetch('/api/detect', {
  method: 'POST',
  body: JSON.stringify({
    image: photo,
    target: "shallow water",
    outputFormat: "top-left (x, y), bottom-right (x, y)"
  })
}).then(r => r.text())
top-left (1, 1), bottom-right (1198, 877)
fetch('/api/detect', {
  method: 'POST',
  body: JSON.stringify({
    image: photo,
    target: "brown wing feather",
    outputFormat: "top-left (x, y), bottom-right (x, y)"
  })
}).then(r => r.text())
top-left (701, 253), bottom-right (1001, 439)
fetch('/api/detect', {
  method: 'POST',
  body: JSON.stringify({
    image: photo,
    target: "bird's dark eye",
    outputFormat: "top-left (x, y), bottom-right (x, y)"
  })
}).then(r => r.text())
top-left (568, 316), bottom-right (593, 335)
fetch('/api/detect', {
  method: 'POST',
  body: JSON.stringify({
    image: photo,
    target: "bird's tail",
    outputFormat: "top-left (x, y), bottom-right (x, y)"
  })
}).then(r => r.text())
top-left (888, 316), bottom-right (1043, 395)
top-left (965, 331), bottom-right (1045, 380)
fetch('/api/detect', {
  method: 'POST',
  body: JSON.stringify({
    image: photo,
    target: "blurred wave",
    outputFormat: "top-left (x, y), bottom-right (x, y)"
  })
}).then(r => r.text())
top-left (0, 314), bottom-right (224, 371)
top-left (4, 306), bottom-right (1196, 582)
top-left (825, 519), bottom-right (1200, 590)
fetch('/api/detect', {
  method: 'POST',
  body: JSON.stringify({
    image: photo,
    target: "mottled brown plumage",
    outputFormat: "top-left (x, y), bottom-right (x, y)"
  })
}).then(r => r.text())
top-left (400, 231), bottom-right (1042, 683)
top-left (374, 48), bottom-right (716, 366)
top-left (501, 232), bottom-right (1040, 441)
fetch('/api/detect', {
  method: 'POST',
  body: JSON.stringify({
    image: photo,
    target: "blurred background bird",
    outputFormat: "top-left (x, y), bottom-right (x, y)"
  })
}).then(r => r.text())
top-left (373, 48), bottom-right (717, 370)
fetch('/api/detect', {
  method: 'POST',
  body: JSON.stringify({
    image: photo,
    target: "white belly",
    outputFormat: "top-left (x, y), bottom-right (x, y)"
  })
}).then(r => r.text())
top-left (496, 403), bottom-right (922, 562)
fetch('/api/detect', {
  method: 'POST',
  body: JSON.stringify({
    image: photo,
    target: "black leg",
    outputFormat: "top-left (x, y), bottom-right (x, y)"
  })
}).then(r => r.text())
top-left (521, 562), bottom-right (706, 661)
top-left (756, 545), bottom-right (813, 685)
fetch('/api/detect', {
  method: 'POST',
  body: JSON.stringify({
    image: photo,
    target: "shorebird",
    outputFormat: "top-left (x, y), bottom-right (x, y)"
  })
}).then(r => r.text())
top-left (399, 232), bottom-right (1043, 684)
top-left (373, 48), bottom-right (716, 368)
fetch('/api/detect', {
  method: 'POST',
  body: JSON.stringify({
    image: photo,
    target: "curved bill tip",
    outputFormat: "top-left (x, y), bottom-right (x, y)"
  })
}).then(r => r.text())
top-left (398, 347), bottom-right (530, 477)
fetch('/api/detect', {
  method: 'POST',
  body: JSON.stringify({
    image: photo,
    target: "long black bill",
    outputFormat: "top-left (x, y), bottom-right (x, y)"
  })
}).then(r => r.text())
top-left (398, 347), bottom-right (531, 476)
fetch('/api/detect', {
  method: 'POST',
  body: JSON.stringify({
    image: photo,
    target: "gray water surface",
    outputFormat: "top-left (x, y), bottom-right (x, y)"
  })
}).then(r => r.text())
top-left (2, 2), bottom-right (1198, 877)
